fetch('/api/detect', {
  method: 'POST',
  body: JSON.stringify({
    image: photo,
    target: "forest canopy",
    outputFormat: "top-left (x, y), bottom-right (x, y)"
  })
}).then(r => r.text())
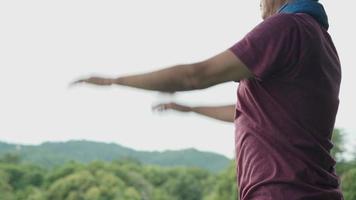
top-left (0, 129), bottom-right (355, 200)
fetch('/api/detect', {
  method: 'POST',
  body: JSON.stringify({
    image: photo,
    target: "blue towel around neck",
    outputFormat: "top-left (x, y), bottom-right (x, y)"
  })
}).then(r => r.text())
top-left (278, 0), bottom-right (329, 30)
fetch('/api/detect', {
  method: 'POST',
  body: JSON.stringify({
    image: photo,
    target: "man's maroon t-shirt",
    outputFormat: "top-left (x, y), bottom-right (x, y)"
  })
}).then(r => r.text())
top-left (229, 13), bottom-right (343, 200)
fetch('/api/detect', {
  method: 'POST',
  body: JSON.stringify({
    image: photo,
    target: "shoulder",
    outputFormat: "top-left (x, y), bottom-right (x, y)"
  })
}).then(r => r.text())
top-left (246, 14), bottom-right (297, 40)
top-left (259, 13), bottom-right (298, 30)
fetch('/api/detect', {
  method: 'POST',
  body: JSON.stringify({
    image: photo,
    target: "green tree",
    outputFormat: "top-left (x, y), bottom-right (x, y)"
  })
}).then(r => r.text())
top-left (0, 153), bottom-right (21, 164)
top-left (0, 153), bottom-right (240, 200)
top-left (15, 186), bottom-right (45, 200)
top-left (0, 170), bottom-right (15, 200)
top-left (341, 168), bottom-right (356, 200)
top-left (45, 161), bottom-right (83, 187)
top-left (46, 162), bottom-right (143, 200)
top-left (204, 161), bottom-right (238, 200)
top-left (123, 187), bottom-right (141, 200)
top-left (0, 164), bottom-right (43, 190)
top-left (162, 168), bottom-right (207, 200)
top-left (331, 129), bottom-right (345, 162)
top-left (46, 170), bottom-right (97, 200)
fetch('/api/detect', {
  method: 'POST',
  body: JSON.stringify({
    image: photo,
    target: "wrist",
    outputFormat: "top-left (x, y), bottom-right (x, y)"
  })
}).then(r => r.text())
top-left (188, 106), bottom-right (196, 112)
top-left (105, 78), bottom-right (114, 85)
top-left (113, 77), bottom-right (124, 85)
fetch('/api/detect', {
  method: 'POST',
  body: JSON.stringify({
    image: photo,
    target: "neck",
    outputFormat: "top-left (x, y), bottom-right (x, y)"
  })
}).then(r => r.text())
top-left (274, 0), bottom-right (289, 12)
top-left (268, 0), bottom-right (288, 17)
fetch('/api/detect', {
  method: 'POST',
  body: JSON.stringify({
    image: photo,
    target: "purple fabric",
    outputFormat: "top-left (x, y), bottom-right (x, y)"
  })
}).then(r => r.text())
top-left (230, 13), bottom-right (343, 200)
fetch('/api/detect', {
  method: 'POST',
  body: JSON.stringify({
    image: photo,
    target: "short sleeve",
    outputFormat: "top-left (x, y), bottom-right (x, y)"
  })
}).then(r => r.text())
top-left (229, 14), bottom-right (298, 81)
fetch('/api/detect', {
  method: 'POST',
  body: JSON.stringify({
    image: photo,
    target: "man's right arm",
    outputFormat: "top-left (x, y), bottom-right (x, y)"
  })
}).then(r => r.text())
top-left (71, 50), bottom-right (252, 92)
top-left (153, 103), bottom-right (235, 123)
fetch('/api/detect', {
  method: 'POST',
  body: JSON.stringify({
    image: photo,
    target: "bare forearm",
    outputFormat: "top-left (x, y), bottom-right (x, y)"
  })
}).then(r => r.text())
top-left (190, 105), bottom-right (235, 123)
top-left (114, 64), bottom-right (197, 92)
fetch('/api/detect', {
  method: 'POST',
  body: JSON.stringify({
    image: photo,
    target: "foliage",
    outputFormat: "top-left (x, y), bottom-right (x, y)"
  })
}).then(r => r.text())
top-left (0, 156), bottom-right (354, 200)
top-left (0, 128), bottom-right (354, 199)
top-left (204, 162), bottom-right (238, 200)
top-left (331, 129), bottom-right (346, 162)
top-left (0, 158), bottom-right (226, 200)
top-left (342, 168), bottom-right (356, 200)
top-left (331, 128), bottom-right (356, 176)
top-left (336, 160), bottom-right (356, 176)
top-left (0, 156), bottom-right (243, 200)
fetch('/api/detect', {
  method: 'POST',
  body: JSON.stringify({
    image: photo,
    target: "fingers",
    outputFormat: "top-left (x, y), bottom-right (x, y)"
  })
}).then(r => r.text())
top-left (152, 103), bottom-right (178, 112)
top-left (71, 79), bottom-right (85, 85)
top-left (152, 103), bottom-right (170, 112)
top-left (69, 77), bottom-right (113, 87)
top-left (69, 78), bottom-right (88, 88)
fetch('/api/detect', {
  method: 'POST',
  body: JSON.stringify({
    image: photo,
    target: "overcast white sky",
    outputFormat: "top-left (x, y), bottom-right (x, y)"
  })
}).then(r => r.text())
top-left (0, 0), bottom-right (354, 158)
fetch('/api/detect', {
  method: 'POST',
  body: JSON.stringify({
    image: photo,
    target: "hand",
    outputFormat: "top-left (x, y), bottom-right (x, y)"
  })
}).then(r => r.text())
top-left (152, 102), bottom-right (192, 112)
top-left (70, 77), bottom-right (114, 86)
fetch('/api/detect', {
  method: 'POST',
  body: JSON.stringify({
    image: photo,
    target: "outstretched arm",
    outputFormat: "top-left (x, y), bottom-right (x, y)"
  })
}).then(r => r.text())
top-left (72, 50), bottom-right (252, 92)
top-left (153, 103), bottom-right (235, 123)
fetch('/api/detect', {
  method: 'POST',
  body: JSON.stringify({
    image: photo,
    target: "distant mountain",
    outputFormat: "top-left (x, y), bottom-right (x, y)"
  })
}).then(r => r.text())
top-left (0, 140), bottom-right (231, 172)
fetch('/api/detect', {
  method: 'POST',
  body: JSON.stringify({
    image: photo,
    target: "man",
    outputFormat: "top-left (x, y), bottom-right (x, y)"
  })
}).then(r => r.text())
top-left (73, 0), bottom-right (343, 199)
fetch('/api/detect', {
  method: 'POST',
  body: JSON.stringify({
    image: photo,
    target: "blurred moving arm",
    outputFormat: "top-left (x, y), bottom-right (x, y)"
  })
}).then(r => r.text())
top-left (153, 103), bottom-right (235, 123)
top-left (72, 50), bottom-right (252, 93)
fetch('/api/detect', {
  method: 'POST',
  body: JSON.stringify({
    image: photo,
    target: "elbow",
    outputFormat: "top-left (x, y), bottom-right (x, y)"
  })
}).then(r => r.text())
top-left (182, 63), bottom-right (208, 90)
top-left (182, 76), bottom-right (204, 91)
